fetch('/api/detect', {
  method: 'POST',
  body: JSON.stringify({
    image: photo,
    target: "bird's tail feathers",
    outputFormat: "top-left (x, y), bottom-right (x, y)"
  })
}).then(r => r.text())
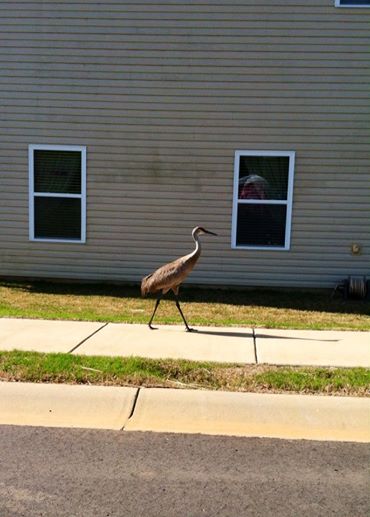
top-left (141, 274), bottom-right (153, 296)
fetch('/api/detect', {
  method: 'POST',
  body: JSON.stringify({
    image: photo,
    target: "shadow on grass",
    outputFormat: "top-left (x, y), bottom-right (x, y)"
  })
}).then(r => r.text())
top-left (1, 279), bottom-right (370, 317)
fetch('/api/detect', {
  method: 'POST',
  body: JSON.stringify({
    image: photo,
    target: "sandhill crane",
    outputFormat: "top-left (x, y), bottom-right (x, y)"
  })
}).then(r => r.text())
top-left (141, 226), bottom-right (217, 331)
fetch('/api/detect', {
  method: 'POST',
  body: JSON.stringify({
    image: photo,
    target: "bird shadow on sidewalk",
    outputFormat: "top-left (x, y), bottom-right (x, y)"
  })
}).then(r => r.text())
top-left (193, 329), bottom-right (253, 339)
top-left (194, 329), bottom-right (339, 342)
top-left (256, 333), bottom-right (339, 343)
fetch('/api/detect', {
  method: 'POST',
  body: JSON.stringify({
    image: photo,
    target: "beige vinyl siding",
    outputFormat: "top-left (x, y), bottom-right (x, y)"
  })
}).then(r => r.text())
top-left (0, 0), bottom-right (369, 287)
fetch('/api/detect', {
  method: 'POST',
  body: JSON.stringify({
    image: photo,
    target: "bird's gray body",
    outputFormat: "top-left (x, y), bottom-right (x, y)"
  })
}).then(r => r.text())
top-left (141, 226), bottom-right (216, 330)
top-left (141, 250), bottom-right (199, 297)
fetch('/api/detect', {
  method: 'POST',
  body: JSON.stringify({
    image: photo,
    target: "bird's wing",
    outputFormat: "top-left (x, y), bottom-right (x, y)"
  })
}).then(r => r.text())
top-left (141, 257), bottom-right (192, 295)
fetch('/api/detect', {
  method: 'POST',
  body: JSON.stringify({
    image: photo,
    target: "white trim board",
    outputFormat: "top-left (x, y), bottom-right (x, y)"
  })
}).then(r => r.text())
top-left (28, 144), bottom-right (87, 244)
top-left (231, 150), bottom-right (295, 251)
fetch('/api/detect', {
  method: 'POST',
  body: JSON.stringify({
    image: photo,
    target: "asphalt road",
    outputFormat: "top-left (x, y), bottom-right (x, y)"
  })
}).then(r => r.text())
top-left (0, 426), bottom-right (369, 517)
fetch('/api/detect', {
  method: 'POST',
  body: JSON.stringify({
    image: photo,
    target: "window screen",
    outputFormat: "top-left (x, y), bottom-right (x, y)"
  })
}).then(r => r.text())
top-left (232, 151), bottom-right (295, 250)
top-left (34, 197), bottom-right (82, 240)
top-left (29, 146), bottom-right (86, 242)
top-left (337, 1), bottom-right (370, 5)
top-left (34, 150), bottom-right (81, 194)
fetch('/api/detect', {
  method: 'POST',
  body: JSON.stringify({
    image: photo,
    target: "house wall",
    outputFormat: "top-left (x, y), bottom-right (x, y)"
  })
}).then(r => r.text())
top-left (1, 0), bottom-right (369, 288)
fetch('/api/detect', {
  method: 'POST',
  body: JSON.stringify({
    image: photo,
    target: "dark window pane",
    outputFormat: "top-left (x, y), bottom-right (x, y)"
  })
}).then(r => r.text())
top-left (34, 150), bottom-right (81, 194)
top-left (236, 204), bottom-right (286, 247)
top-left (238, 156), bottom-right (289, 200)
top-left (34, 197), bottom-right (81, 240)
top-left (339, 1), bottom-right (370, 5)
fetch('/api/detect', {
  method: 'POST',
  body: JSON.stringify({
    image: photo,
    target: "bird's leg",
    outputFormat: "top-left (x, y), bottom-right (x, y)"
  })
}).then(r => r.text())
top-left (148, 295), bottom-right (161, 330)
top-left (174, 294), bottom-right (194, 332)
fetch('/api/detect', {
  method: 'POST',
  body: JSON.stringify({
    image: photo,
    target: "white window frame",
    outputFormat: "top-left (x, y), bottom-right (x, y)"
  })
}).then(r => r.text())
top-left (28, 144), bottom-right (87, 243)
top-left (335, 0), bottom-right (370, 7)
top-left (231, 150), bottom-right (295, 251)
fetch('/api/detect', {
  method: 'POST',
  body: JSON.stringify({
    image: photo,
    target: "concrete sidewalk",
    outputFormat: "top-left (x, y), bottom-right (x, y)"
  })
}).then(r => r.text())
top-left (0, 317), bottom-right (369, 367)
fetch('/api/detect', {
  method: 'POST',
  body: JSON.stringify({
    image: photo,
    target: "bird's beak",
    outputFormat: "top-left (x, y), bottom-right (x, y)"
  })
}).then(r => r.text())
top-left (204, 229), bottom-right (217, 236)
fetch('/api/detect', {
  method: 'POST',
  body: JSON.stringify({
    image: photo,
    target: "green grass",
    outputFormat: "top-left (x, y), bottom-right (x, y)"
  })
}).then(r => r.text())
top-left (0, 280), bottom-right (369, 330)
top-left (255, 367), bottom-right (370, 394)
top-left (1, 350), bottom-right (369, 396)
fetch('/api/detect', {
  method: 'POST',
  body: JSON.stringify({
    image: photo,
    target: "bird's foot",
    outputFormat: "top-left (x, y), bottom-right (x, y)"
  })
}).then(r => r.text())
top-left (186, 327), bottom-right (197, 333)
top-left (148, 324), bottom-right (157, 330)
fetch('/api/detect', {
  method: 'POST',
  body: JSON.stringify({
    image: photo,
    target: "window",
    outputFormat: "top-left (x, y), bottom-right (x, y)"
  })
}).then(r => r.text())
top-left (29, 145), bottom-right (86, 242)
top-left (231, 150), bottom-right (295, 250)
top-left (335, 0), bottom-right (370, 6)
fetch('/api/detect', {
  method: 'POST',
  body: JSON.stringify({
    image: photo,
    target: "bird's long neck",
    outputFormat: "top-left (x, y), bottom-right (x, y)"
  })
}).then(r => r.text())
top-left (188, 231), bottom-right (201, 262)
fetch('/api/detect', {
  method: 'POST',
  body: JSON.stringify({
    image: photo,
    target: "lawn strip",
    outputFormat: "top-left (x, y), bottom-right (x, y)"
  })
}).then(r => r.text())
top-left (1, 280), bottom-right (369, 330)
top-left (0, 350), bottom-right (369, 396)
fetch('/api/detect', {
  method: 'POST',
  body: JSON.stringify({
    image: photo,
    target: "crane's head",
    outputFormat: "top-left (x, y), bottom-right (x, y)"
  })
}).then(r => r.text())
top-left (192, 226), bottom-right (217, 237)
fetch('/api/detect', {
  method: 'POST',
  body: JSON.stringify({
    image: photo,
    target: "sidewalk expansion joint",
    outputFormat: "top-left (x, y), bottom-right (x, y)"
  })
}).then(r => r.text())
top-left (122, 388), bottom-right (141, 430)
top-left (68, 322), bottom-right (109, 354)
top-left (252, 328), bottom-right (258, 364)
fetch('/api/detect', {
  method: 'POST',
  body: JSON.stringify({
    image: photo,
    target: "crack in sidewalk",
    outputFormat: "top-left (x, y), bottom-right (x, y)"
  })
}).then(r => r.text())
top-left (68, 322), bottom-right (109, 354)
top-left (252, 328), bottom-right (258, 364)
